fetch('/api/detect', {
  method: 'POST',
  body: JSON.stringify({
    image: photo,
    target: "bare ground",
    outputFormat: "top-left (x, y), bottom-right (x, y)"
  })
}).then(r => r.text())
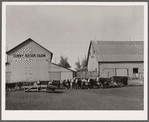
top-left (6, 86), bottom-right (143, 110)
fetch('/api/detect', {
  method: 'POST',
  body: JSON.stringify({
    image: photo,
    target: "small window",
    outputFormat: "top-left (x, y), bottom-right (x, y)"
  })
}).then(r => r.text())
top-left (133, 68), bottom-right (138, 73)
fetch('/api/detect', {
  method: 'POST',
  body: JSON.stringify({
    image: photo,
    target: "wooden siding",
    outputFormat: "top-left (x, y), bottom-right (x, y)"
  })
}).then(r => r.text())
top-left (49, 63), bottom-right (74, 80)
top-left (87, 44), bottom-right (98, 71)
top-left (99, 63), bottom-right (143, 78)
top-left (6, 41), bottom-right (52, 83)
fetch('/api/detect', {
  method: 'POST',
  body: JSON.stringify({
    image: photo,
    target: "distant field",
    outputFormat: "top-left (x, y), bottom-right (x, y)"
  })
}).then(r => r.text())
top-left (6, 86), bottom-right (143, 110)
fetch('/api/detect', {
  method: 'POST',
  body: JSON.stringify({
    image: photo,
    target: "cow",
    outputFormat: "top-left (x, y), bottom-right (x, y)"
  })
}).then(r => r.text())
top-left (52, 80), bottom-right (61, 89)
top-left (77, 78), bottom-right (82, 89)
top-left (72, 78), bottom-right (79, 89)
top-left (111, 76), bottom-right (128, 87)
top-left (87, 78), bottom-right (101, 89)
top-left (97, 77), bottom-right (110, 88)
top-left (62, 79), bottom-right (69, 89)
top-left (81, 78), bottom-right (89, 89)
top-left (46, 81), bottom-right (57, 93)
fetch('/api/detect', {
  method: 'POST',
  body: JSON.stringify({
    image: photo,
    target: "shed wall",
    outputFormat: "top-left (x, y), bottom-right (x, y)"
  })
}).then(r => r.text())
top-left (49, 63), bottom-right (74, 80)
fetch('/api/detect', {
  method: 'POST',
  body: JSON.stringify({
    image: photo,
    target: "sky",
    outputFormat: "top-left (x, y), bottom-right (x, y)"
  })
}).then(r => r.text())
top-left (6, 4), bottom-right (144, 70)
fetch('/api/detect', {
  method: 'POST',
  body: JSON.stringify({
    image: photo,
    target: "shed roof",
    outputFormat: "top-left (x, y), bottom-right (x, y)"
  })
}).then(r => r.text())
top-left (6, 38), bottom-right (53, 60)
top-left (88, 41), bottom-right (143, 63)
top-left (51, 63), bottom-right (76, 72)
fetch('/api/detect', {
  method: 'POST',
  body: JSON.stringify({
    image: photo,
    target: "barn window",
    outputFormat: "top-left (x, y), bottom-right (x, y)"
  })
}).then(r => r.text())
top-left (133, 68), bottom-right (138, 73)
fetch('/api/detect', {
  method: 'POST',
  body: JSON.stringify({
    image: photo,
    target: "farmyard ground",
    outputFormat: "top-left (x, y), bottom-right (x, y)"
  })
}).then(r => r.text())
top-left (6, 86), bottom-right (143, 110)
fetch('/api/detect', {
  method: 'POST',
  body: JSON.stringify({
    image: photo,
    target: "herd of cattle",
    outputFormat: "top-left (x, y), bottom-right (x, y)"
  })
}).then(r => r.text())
top-left (6, 76), bottom-right (128, 91)
top-left (49, 76), bottom-right (128, 90)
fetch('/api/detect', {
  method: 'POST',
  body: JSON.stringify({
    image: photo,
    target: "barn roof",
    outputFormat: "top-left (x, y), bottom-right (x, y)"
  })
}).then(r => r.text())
top-left (87, 41), bottom-right (144, 63)
top-left (6, 38), bottom-right (53, 60)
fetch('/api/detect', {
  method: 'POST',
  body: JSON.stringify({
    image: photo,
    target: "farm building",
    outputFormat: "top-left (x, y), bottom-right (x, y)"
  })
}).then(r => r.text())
top-left (87, 41), bottom-right (144, 80)
top-left (50, 63), bottom-right (76, 81)
top-left (6, 38), bottom-right (76, 83)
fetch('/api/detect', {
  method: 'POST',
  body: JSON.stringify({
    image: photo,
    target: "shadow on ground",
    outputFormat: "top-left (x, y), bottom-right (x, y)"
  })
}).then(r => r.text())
top-left (46, 91), bottom-right (64, 94)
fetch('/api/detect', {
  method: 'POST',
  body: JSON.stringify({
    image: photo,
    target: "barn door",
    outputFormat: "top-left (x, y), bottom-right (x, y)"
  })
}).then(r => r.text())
top-left (49, 72), bottom-right (61, 80)
top-left (116, 69), bottom-right (128, 76)
top-left (104, 69), bottom-right (115, 78)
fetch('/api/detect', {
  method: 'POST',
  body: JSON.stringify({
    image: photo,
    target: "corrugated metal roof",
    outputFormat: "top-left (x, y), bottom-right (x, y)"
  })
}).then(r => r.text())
top-left (92, 41), bottom-right (144, 62)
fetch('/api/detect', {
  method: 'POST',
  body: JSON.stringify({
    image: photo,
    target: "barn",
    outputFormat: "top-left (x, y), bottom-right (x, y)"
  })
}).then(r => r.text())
top-left (87, 41), bottom-right (144, 80)
top-left (6, 38), bottom-right (76, 83)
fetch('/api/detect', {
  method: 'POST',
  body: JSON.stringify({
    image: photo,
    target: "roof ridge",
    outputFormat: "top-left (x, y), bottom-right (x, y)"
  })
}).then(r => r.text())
top-left (6, 38), bottom-right (53, 54)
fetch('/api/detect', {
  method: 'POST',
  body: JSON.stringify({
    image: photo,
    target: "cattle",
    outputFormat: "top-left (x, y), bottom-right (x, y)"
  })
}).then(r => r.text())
top-left (73, 78), bottom-right (79, 89)
top-left (52, 80), bottom-right (61, 89)
top-left (77, 78), bottom-right (82, 89)
top-left (97, 77), bottom-right (110, 88)
top-left (87, 78), bottom-right (102, 89)
top-left (111, 76), bottom-right (128, 87)
top-left (46, 81), bottom-right (57, 93)
top-left (81, 78), bottom-right (89, 89)
top-left (61, 79), bottom-right (69, 89)
top-left (6, 83), bottom-right (16, 91)
top-left (88, 78), bottom-right (95, 89)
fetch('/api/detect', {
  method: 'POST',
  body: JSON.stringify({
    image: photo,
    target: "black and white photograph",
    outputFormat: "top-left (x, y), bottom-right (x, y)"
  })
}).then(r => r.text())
top-left (2, 2), bottom-right (148, 120)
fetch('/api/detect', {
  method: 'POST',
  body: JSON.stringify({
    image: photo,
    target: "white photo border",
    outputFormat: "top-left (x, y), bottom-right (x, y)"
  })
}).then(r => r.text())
top-left (2, 2), bottom-right (148, 120)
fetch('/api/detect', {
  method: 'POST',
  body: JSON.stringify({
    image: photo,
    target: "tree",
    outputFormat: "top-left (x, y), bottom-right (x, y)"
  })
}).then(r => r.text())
top-left (75, 56), bottom-right (87, 71)
top-left (81, 56), bottom-right (87, 71)
top-left (58, 55), bottom-right (71, 68)
top-left (75, 58), bottom-right (81, 71)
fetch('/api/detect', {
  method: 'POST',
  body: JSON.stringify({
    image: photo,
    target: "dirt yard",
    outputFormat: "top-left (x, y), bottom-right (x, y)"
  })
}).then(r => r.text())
top-left (6, 86), bottom-right (143, 110)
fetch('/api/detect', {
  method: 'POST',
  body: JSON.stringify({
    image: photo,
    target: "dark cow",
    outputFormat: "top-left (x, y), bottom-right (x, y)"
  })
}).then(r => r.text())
top-left (81, 78), bottom-right (89, 89)
top-left (111, 76), bottom-right (128, 87)
top-left (6, 83), bottom-right (16, 91)
top-left (77, 78), bottom-right (82, 89)
top-left (52, 80), bottom-right (61, 89)
top-left (88, 78), bottom-right (102, 89)
top-left (88, 78), bottom-right (96, 89)
top-left (62, 79), bottom-right (69, 89)
top-left (73, 78), bottom-right (79, 89)
top-left (46, 82), bottom-right (57, 93)
top-left (97, 77), bottom-right (110, 88)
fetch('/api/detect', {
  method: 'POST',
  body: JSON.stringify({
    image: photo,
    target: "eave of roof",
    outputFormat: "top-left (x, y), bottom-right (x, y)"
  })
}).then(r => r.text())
top-left (86, 41), bottom-right (92, 67)
top-left (6, 38), bottom-right (53, 60)
top-left (51, 63), bottom-right (76, 72)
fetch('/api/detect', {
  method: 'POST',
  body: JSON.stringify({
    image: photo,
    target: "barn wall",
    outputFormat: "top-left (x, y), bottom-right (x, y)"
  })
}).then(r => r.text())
top-left (99, 63), bottom-right (144, 79)
top-left (31, 41), bottom-right (52, 62)
top-left (87, 44), bottom-right (98, 71)
top-left (6, 41), bottom-right (52, 83)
